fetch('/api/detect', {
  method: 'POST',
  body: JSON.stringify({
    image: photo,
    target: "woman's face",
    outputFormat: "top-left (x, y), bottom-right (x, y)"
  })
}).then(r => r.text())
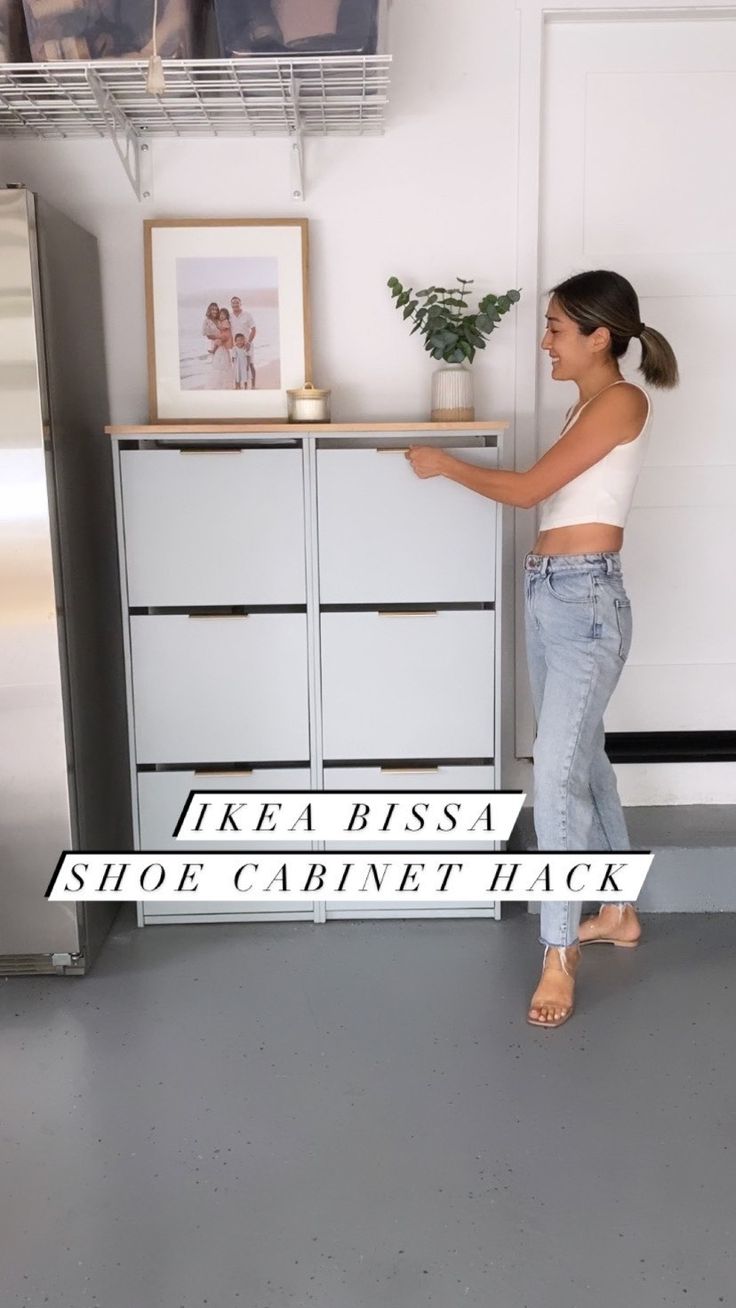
top-left (541, 296), bottom-right (575, 379)
top-left (541, 296), bottom-right (609, 381)
top-left (207, 302), bottom-right (219, 320)
top-left (541, 298), bottom-right (583, 381)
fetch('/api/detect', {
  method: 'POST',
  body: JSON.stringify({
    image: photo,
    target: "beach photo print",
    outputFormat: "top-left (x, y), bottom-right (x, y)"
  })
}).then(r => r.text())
top-left (145, 218), bottom-right (311, 421)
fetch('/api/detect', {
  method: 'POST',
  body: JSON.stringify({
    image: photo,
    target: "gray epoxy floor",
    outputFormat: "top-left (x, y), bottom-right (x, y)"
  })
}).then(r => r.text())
top-left (1, 905), bottom-right (734, 1308)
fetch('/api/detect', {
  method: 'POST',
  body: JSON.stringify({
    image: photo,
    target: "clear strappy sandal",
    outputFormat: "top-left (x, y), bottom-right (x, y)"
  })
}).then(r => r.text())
top-left (579, 902), bottom-right (641, 949)
top-left (527, 944), bottom-right (579, 1029)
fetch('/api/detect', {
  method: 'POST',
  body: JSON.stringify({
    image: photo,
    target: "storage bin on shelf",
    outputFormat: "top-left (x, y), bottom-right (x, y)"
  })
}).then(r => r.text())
top-left (21, 0), bottom-right (205, 61)
top-left (0, 0), bottom-right (30, 60)
top-left (214, 0), bottom-right (386, 57)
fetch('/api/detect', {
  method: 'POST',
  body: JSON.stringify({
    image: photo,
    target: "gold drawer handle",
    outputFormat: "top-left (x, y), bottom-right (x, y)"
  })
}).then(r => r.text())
top-left (377, 610), bottom-right (437, 617)
top-left (375, 447), bottom-right (409, 453)
top-left (178, 448), bottom-right (243, 455)
top-left (187, 612), bottom-right (250, 619)
top-left (379, 766), bottom-right (440, 773)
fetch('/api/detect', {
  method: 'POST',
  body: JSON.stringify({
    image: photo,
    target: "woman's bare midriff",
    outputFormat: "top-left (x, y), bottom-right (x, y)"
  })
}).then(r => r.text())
top-left (532, 523), bottom-right (624, 556)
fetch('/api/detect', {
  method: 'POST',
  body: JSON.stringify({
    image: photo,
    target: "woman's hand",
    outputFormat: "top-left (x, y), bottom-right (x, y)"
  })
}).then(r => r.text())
top-left (404, 445), bottom-right (449, 478)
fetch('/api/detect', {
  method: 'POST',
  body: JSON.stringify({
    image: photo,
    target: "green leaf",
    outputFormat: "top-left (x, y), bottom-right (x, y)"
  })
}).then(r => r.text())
top-left (448, 348), bottom-right (465, 364)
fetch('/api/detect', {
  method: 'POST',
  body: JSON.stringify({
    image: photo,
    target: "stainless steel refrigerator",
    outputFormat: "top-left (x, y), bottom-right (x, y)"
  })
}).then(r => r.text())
top-left (0, 185), bottom-right (132, 975)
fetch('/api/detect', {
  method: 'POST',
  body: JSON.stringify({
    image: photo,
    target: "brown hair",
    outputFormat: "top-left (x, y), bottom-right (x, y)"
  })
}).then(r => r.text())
top-left (547, 269), bottom-right (679, 389)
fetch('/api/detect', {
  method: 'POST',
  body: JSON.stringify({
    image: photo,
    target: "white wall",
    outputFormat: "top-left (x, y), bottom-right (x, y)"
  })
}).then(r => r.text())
top-left (3, 0), bottom-right (732, 806)
top-left (0, 0), bottom-right (522, 427)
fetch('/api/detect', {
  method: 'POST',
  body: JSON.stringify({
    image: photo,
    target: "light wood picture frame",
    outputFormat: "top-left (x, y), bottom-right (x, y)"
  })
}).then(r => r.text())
top-left (144, 218), bottom-right (311, 422)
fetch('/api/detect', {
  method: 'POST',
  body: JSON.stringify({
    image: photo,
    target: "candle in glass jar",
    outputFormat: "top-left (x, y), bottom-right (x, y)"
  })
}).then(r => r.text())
top-left (287, 383), bottom-right (331, 422)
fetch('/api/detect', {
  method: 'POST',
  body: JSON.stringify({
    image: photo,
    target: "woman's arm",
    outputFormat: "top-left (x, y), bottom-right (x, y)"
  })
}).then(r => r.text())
top-left (408, 384), bottom-right (647, 509)
top-left (432, 457), bottom-right (530, 507)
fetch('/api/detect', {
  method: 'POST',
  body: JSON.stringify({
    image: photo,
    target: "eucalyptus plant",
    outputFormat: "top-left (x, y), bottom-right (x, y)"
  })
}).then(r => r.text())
top-left (387, 275), bottom-right (521, 364)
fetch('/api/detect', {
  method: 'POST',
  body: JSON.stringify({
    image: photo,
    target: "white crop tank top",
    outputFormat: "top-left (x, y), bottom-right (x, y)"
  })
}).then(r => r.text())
top-left (538, 380), bottom-right (652, 531)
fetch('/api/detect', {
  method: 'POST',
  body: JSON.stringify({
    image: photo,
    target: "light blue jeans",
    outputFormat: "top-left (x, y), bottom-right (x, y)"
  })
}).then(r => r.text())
top-left (523, 551), bottom-right (635, 948)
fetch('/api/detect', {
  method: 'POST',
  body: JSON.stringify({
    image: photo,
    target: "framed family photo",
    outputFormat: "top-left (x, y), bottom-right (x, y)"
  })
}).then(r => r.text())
top-left (144, 218), bottom-right (311, 421)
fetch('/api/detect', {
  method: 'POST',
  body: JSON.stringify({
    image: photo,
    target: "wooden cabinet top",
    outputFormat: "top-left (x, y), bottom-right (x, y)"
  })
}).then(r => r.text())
top-left (106, 420), bottom-right (510, 436)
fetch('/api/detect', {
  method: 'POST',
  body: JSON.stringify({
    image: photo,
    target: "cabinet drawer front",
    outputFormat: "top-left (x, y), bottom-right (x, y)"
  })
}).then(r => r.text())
top-left (121, 449), bottom-right (306, 605)
top-left (138, 767), bottom-right (315, 922)
top-left (321, 610), bottom-right (495, 758)
top-left (138, 768), bottom-right (313, 851)
top-left (317, 447), bottom-right (498, 602)
top-left (130, 614), bottom-right (309, 763)
top-left (321, 762), bottom-right (499, 917)
top-left (322, 763), bottom-right (498, 852)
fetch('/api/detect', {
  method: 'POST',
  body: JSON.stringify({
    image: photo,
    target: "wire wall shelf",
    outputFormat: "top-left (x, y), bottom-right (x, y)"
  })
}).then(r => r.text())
top-left (0, 55), bottom-right (392, 200)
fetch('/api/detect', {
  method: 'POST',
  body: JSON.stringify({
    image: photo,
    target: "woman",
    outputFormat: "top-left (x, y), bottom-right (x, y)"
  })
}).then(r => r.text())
top-left (202, 302), bottom-right (221, 361)
top-left (211, 307), bottom-right (235, 390)
top-left (404, 269), bottom-right (679, 1029)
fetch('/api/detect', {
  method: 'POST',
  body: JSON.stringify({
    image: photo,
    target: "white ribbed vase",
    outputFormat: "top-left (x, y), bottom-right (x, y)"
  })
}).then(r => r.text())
top-left (430, 362), bottom-right (474, 422)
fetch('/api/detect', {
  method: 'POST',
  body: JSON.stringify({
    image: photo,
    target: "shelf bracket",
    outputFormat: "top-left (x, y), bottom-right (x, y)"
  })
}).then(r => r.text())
top-left (86, 68), bottom-right (153, 202)
top-left (289, 71), bottom-right (304, 202)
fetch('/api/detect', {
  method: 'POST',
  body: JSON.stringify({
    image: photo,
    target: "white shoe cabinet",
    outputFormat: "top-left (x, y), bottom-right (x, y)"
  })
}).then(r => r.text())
top-left (109, 422), bottom-right (512, 926)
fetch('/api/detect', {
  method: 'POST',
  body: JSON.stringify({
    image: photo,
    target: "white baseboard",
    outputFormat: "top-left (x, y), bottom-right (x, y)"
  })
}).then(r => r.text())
top-left (615, 762), bottom-right (736, 805)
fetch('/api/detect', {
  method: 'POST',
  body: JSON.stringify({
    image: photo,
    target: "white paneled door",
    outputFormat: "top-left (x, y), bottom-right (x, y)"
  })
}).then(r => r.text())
top-left (517, 7), bottom-right (736, 753)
